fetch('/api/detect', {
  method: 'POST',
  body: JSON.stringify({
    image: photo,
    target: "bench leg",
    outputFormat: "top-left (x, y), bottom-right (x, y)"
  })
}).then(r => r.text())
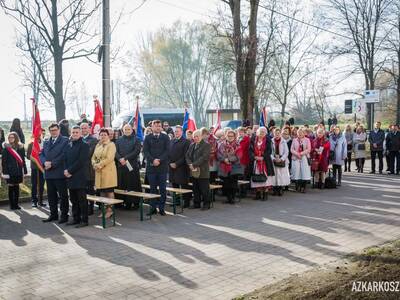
top-left (112, 205), bottom-right (116, 226)
top-left (101, 204), bottom-right (106, 229)
top-left (139, 198), bottom-right (144, 221)
top-left (172, 193), bottom-right (177, 215)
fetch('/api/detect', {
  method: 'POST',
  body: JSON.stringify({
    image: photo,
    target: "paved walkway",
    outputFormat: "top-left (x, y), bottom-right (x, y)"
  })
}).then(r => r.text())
top-left (1, 167), bottom-right (400, 300)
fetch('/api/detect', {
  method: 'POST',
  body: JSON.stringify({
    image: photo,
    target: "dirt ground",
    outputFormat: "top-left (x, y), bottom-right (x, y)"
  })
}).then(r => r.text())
top-left (235, 240), bottom-right (400, 300)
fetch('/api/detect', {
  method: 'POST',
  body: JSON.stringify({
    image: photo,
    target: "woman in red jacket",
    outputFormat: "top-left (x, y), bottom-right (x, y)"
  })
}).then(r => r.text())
top-left (311, 128), bottom-right (330, 189)
top-left (238, 127), bottom-right (250, 175)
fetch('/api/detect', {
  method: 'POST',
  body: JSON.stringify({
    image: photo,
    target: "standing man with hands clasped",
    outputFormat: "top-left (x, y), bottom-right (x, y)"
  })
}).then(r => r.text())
top-left (40, 123), bottom-right (69, 223)
top-left (64, 126), bottom-right (90, 228)
top-left (368, 121), bottom-right (385, 174)
top-left (143, 120), bottom-right (170, 216)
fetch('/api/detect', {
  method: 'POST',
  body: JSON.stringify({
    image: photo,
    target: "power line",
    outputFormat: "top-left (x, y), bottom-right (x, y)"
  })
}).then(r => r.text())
top-left (256, 1), bottom-right (352, 40)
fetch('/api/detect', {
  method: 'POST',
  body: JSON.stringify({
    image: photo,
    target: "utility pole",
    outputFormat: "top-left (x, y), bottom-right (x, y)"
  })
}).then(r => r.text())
top-left (102, 0), bottom-right (111, 127)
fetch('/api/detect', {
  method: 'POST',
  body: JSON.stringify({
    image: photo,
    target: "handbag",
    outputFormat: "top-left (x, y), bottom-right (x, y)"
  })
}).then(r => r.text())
top-left (358, 143), bottom-right (366, 151)
top-left (273, 160), bottom-right (285, 168)
top-left (251, 173), bottom-right (267, 182)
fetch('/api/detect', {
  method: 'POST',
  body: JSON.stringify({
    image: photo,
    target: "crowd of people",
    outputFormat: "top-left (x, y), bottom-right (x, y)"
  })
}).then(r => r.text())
top-left (0, 117), bottom-right (399, 228)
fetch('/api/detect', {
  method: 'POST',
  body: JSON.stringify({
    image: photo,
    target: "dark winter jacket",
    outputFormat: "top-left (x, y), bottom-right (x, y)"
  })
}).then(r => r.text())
top-left (39, 135), bottom-right (69, 179)
top-left (143, 132), bottom-right (170, 174)
top-left (64, 137), bottom-right (89, 189)
top-left (1, 143), bottom-right (27, 177)
top-left (185, 140), bottom-right (211, 179)
top-left (169, 137), bottom-right (191, 184)
top-left (115, 135), bottom-right (141, 171)
top-left (368, 129), bottom-right (385, 151)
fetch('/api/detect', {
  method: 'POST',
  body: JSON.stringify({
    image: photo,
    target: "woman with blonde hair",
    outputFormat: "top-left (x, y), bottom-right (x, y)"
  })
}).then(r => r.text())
top-left (291, 127), bottom-right (312, 192)
top-left (1, 132), bottom-right (27, 210)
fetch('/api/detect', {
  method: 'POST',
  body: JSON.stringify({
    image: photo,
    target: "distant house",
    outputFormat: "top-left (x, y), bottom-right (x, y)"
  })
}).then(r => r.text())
top-left (206, 109), bottom-right (241, 128)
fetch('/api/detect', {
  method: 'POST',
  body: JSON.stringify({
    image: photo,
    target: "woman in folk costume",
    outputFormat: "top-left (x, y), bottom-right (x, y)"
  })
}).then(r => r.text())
top-left (270, 128), bottom-right (291, 196)
top-left (311, 128), bottom-right (330, 189)
top-left (208, 131), bottom-right (219, 184)
top-left (249, 127), bottom-right (275, 200)
top-left (237, 127), bottom-right (251, 178)
top-left (291, 127), bottom-right (312, 192)
top-left (1, 132), bottom-right (27, 210)
top-left (217, 130), bottom-right (243, 204)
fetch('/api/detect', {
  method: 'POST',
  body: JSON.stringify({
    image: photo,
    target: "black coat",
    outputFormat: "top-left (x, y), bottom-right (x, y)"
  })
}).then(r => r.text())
top-left (1, 144), bottom-right (27, 178)
top-left (143, 133), bottom-right (170, 174)
top-left (40, 135), bottom-right (69, 180)
top-left (82, 134), bottom-right (98, 182)
top-left (169, 137), bottom-right (191, 184)
top-left (115, 135), bottom-right (141, 170)
top-left (64, 138), bottom-right (89, 190)
top-left (386, 131), bottom-right (400, 152)
top-left (185, 140), bottom-right (211, 179)
top-left (249, 136), bottom-right (275, 176)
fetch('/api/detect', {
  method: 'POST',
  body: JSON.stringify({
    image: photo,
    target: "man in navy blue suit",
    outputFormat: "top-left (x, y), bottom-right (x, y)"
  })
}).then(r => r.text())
top-left (40, 123), bottom-right (69, 223)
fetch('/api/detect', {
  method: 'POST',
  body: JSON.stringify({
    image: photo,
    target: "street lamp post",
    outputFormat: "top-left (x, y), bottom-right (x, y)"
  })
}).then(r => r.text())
top-left (102, 0), bottom-right (111, 127)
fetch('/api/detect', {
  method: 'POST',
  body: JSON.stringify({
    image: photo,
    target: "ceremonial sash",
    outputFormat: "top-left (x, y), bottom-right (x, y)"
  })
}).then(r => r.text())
top-left (6, 146), bottom-right (24, 167)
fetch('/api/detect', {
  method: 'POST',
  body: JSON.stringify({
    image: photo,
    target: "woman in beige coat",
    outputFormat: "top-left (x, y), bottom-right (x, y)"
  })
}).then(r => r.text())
top-left (91, 128), bottom-right (117, 218)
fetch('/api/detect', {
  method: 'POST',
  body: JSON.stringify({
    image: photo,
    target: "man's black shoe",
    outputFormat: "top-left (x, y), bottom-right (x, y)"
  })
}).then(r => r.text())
top-left (369, 171), bottom-right (375, 174)
top-left (66, 221), bottom-right (80, 226)
top-left (201, 206), bottom-right (210, 210)
top-left (42, 217), bottom-right (58, 223)
top-left (32, 202), bottom-right (38, 208)
top-left (58, 218), bottom-right (68, 224)
top-left (159, 210), bottom-right (166, 216)
top-left (379, 171), bottom-right (383, 174)
top-left (75, 223), bottom-right (88, 228)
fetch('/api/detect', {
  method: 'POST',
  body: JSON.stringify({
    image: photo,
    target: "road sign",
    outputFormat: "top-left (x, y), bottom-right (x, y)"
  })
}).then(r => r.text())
top-left (344, 100), bottom-right (353, 114)
top-left (353, 100), bottom-right (366, 114)
top-left (363, 90), bottom-right (380, 103)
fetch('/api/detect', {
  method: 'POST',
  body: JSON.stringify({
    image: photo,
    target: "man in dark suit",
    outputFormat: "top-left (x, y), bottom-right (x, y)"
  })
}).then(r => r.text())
top-left (143, 120), bottom-right (170, 215)
top-left (64, 126), bottom-right (90, 227)
top-left (186, 130), bottom-right (211, 210)
top-left (40, 123), bottom-right (69, 223)
top-left (80, 122), bottom-right (98, 215)
top-left (169, 125), bottom-right (191, 207)
top-left (386, 124), bottom-right (400, 175)
top-left (368, 121), bottom-right (385, 174)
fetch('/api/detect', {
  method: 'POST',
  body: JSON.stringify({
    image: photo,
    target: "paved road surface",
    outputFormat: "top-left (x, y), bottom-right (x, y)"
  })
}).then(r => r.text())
top-left (1, 165), bottom-right (399, 300)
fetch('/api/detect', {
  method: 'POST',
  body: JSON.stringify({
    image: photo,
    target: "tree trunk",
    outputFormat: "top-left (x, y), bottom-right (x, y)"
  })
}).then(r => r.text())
top-left (397, 76), bottom-right (400, 125)
top-left (51, 0), bottom-right (65, 121)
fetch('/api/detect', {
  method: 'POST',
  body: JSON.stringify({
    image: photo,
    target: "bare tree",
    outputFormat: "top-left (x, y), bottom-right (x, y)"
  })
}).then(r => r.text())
top-left (1, 0), bottom-right (101, 121)
top-left (265, 2), bottom-right (319, 126)
top-left (17, 30), bottom-right (51, 105)
top-left (327, 0), bottom-right (393, 129)
top-left (383, 1), bottom-right (400, 124)
top-left (220, 0), bottom-right (260, 123)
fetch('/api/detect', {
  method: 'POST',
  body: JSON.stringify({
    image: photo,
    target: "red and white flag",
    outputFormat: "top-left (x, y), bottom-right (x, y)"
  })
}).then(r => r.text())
top-left (212, 109), bottom-right (221, 135)
top-left (31, 98), bottom-right (44, 172)
top-left (91, 96), bottom-right (104, 136)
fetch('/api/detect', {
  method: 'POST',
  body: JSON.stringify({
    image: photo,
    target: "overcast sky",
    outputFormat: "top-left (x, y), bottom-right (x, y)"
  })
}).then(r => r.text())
top-left (0, 0), bottom-right (357, 122)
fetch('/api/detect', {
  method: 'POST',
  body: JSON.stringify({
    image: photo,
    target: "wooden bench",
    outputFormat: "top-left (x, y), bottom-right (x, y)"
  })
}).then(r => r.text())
top-left (141, 184), bottom-right (192, 214)
top-left (114, 189), bottom-right (160, 221)
top-left (87, 195), bottom-right (124, 229)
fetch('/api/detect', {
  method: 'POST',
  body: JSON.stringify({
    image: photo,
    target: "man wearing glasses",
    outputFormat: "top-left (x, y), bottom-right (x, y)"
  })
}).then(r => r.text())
top-left (40, 123), bottom-right (69, 223)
